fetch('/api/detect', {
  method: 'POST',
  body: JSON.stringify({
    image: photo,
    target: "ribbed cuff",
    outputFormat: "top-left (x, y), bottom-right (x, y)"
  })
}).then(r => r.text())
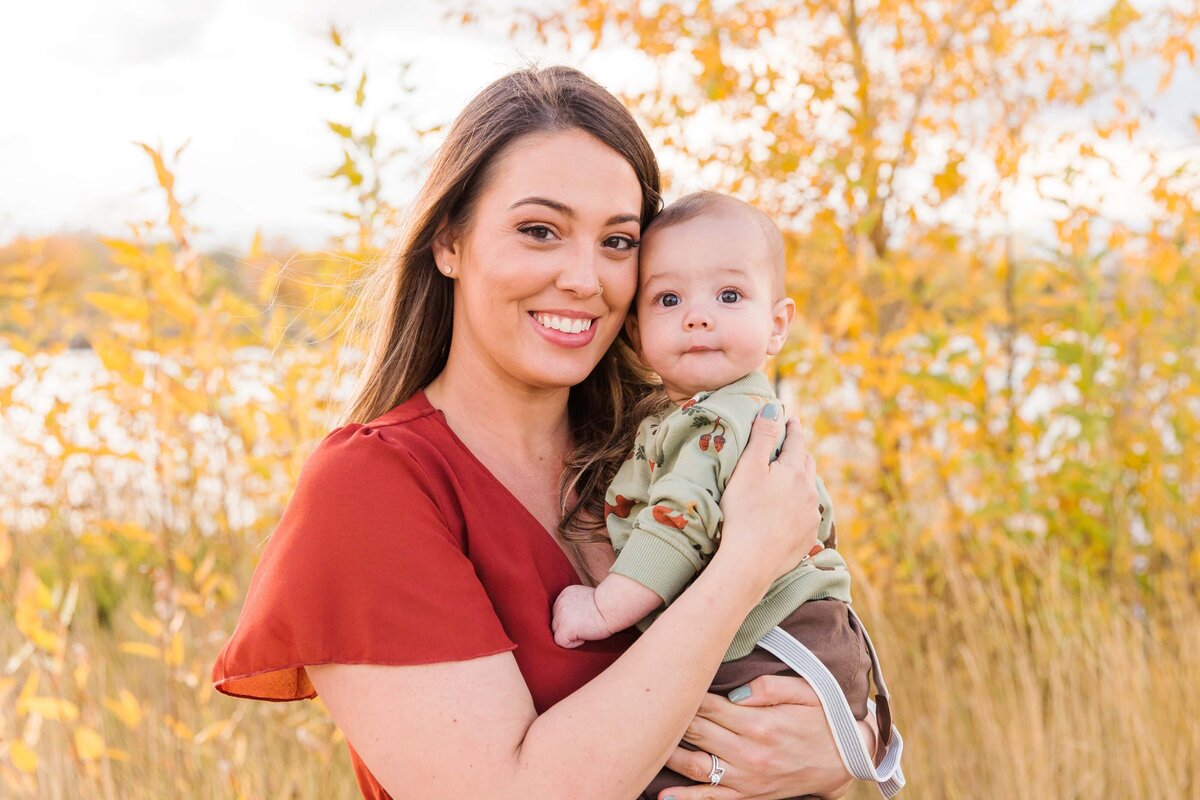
top-left (726, 561), bottom-right (853, 660)
top-left (610, 533), bottom-right (700, 604)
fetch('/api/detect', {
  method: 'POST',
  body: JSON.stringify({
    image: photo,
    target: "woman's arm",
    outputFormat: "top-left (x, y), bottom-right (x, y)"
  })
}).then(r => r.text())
top-left (309, 412), bottom-right (822, 800)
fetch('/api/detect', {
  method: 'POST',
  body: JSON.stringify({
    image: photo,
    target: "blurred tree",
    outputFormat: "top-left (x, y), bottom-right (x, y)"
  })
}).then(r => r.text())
top-left (461, 0), bottom-right (1200, 592)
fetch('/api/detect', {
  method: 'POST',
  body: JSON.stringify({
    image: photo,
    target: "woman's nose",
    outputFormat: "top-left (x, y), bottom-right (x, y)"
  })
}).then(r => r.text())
top-left (555, 243), bottom-right (602, 297)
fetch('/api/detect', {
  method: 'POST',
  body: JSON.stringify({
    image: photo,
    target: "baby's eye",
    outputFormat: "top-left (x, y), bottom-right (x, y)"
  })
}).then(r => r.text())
top-left (718, 289), bottom-right (742, 304)
top-left (519, 224), bottom-right (557, 241)
top-left (657, 292), bottom-right (681, 308)
top-left (603, 234), bottom-right (639, 251)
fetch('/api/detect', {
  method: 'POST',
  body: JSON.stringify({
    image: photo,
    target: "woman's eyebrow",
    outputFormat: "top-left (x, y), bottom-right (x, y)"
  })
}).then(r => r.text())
top-left (510, 196), bottom-right (639, 226)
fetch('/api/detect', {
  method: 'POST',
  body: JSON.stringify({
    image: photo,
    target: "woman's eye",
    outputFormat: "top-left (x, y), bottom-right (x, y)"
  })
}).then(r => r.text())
top-left (658, 293), bottom-right (681, 308)
top-left (718, 289), bottom-right (741, 304)
top-left (603, 234), bottom-right (639, 251)
top-left (519, 224), bottom-right (556, 241)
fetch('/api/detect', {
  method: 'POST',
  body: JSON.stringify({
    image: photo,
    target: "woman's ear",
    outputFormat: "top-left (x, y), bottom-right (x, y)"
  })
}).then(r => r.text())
top-left (431, 223), bottom-right (460, 276)
top-left (765, 297), bottom-right (796, 357)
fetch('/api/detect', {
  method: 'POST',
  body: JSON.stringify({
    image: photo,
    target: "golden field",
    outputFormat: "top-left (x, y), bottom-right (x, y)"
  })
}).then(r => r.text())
top-left (3, 3), bottom-right (1199, 797)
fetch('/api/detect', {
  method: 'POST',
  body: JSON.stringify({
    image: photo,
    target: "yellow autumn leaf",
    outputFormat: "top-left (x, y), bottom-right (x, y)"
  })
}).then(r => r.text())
top-left (149, 267), bottom-right (198, 325)
top-left (193, 551), bottom-right (217, 586)
top-left (130, 610), bottom-right (163, 638)
top-left (16, 673), bottom-right (38, 708)
top-left (165, 632), bottom-right (185, 667)
top-left (20, 696), bottom-right (80, 722)
top-left (24, 570), bottom-right (54, 608)
top-left (177, 589), bottom-right (207, 614)
top-left (354, 71), bottom-right (367, 107)
top-left (832, 295), bottom-right (860, 337)
top-left (135, 142), bottom-right (188, 245)
top-left (25, 624), bottom-right (62, 655)
top-left (172, 551), bottom-right (194, 575)
top-left (194, 719), bottom-right (234, 744)
top-left (72, 662), bottom-right (90, 691)
top-left (2, 333), bottom-right (35, 354)
top-left (933, 153), bottom-right (966, 201)
top-left (198, 573), bottom-right (223, 600)
top-left (0, 521), bottom-right (10, 569)
top-left (89, 335), bottom-right (136, 377)
top-left (10, 740), bottom-right (37, 774)
top-left (73, 726), bottom-right (106, 761)
top-left (119, 642), bottom-right (162, 660)
top-left (102, 521), bottom-right (157, 544)
top-left (99, 237), bottom-right (147, 270)
top-left (105, 748), bottom-right (132, 763)
top-left (216, 288), bottom-right (260, 321)
top-left (84, 291), bottom-right (149, 323)
top-left (103, 689), bottom-right (143, 730)
top-left (164, 715), bottom-right (195, 741)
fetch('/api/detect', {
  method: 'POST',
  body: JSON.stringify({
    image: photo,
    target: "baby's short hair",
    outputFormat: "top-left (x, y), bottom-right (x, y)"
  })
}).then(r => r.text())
top-left (644, 191), bottom-right (787, 296)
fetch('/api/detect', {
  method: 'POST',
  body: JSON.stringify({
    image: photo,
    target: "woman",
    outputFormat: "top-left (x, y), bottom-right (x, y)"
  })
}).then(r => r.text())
top-left (212, 66), bottom-right (877, 799)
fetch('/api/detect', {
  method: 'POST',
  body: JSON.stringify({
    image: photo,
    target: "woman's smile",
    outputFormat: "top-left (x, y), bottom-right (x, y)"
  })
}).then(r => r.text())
top-left (528, 309), bottom-right (600, 348)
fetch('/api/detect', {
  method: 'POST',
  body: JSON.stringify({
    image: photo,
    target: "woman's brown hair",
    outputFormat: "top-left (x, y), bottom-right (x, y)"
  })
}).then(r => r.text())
top-left (340, 66), bottom-right (669, 563)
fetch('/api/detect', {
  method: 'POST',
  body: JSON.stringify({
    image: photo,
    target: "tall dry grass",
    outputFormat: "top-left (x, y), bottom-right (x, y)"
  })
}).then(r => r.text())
top-left (849, 550), bottom-right (1200, 799)
top-left (4, 501), bottom-right (1196, 798)
top-left (1, 581), bottom-right (358, 800)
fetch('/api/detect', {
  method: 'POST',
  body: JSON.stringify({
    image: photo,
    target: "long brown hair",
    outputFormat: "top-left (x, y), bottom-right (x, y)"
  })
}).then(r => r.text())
top-left (340, 66), bottom-right (669, 553)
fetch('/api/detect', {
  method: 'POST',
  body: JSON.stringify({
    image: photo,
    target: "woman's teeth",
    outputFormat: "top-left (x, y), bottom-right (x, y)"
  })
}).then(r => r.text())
top-left (533, 313), bottom-right (593, 334)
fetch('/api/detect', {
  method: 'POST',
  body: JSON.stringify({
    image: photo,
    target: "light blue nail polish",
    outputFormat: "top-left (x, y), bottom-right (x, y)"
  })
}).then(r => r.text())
top-left (663, 796), bottom-right (677, 800)
top-left (760, 403), bottom-right (779, 420)
top-left (728, 684), bottom-right (752, 703)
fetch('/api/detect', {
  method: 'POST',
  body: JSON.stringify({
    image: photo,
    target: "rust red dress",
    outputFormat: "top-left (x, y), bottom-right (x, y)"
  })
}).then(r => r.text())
top-left (211, 392), bottom-right (638, 799)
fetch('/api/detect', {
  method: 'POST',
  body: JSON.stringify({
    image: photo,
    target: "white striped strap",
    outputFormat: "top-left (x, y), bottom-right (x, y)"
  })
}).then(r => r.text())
top-left (756, 609), bottom-right (905, 797)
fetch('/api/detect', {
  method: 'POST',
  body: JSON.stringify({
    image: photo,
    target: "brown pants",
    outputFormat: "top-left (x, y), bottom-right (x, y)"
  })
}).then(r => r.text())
top-left (640, 600), bottom-right (872, 800)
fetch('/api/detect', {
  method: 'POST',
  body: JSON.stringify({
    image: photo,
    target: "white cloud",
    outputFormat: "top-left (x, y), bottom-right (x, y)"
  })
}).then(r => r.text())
top-left (0, 0), bottom-right (560, 248)
top-left (1, 2), bottom-right (1195, 250)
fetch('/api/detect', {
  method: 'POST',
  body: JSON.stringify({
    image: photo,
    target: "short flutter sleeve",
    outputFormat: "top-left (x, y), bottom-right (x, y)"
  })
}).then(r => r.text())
top-left (212, 424), bottom-right (516, 701)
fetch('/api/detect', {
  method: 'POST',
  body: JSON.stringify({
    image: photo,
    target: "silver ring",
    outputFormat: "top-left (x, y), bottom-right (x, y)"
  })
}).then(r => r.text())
top-left (708, 753), bottom-right (725, 786)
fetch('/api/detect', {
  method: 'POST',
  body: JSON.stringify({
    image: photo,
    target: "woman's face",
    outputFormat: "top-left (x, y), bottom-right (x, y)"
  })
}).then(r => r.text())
top-left (435, 129), bottom-right (643, 392)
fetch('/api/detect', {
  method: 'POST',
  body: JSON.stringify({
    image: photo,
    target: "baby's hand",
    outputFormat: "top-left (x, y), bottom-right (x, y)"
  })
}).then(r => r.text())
top-left (551, 585), bottom-right (614, 648)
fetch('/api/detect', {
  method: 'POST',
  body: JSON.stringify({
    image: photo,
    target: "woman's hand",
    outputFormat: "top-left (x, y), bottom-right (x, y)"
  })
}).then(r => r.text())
top-left (658, 675), bottom-right (877, 800)
top-left (714, 410), bottom-right (822, 587)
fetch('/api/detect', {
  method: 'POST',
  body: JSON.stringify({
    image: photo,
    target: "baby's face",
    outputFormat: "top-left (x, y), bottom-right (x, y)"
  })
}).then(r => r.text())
top-left (630, 210), bottom-right (790, 403)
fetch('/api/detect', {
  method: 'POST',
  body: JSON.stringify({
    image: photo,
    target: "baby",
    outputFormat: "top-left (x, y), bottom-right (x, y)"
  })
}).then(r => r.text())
top-left (552, 191), bottom-right (887, 798)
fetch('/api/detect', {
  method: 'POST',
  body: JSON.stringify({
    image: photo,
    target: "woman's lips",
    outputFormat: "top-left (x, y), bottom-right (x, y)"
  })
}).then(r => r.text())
top-left (527, 311), bottom-right (599, 349)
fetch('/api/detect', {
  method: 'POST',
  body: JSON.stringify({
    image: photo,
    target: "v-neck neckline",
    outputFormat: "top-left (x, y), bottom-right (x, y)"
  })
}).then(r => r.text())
top-left (415, 389), bottom-right (584, 585)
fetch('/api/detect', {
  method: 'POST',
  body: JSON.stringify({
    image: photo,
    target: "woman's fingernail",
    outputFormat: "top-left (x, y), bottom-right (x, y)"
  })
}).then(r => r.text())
top-left (760, 403), bottom-right (779, 420)
top-left (728, 684), bottom-right (752, 703)
top-left (663, 796), bottom-right (677, 800)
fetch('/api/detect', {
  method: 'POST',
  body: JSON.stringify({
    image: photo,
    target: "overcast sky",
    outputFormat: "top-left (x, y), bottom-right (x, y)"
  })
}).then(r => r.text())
top-left (0, 0), bottom-right (592, 248)
top-left (2, 1), bottom-right (1197, 251)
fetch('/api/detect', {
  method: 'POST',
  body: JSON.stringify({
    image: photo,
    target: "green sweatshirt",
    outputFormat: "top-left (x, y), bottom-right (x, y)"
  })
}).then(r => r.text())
top-left (605, 371), bottom-right (852, 661)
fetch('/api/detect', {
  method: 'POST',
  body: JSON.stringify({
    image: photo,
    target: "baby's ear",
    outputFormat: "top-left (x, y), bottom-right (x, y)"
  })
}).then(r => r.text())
top-left (765, 297), bottom-right (795, 357)
top-left (624, 313), bottom-right (643, 357)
